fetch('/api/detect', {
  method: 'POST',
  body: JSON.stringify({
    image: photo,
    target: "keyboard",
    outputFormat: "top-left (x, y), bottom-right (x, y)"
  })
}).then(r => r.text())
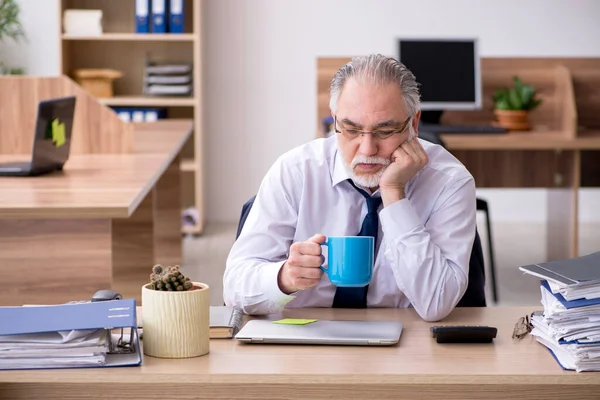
top-left (419, 123), bottom-right (507, 134)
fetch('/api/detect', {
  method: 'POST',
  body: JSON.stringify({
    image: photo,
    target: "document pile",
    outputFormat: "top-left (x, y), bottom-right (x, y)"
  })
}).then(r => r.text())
top-left (520, 251), bottom-right (600, 372)
top-left (0, 298), bottom-right (141, 370)
top-left (143, 63), bottom-right (193, 96)
top-left (0, 328), bottom-right (108, 370)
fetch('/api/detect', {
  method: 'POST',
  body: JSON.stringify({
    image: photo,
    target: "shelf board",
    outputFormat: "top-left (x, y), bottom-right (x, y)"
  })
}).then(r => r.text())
top-left (62, 33), bottom-right (195, 42)
top-left (180, 159), bottom-right (197, 172)
top-left (99, 96), bottom-right (196, 107)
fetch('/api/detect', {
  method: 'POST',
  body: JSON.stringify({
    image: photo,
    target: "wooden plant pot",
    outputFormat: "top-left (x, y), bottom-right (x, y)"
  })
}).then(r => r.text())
top-left (493, 109), bottom-right (531, 131)
top-left (141, 282), bottom-right (210, 358)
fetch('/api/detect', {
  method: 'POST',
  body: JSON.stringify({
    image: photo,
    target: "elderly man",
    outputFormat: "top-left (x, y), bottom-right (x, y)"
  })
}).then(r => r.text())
top-left (224, 54), bottom-right (476, 322)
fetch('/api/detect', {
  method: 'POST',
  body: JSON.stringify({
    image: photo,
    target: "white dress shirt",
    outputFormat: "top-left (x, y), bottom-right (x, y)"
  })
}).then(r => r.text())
top-left (224, 135), bottom-right (477, 322)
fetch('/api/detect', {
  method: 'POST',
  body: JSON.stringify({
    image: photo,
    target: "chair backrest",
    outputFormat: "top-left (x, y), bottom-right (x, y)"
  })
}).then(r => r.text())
top-left (235, 195), bottom-right (487, 307)
top-left (418, 128), bottom-right (446, 147)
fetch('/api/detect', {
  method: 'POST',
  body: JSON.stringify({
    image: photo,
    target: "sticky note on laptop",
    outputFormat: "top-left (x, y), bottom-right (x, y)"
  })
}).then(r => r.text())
top-left (273, 318), bottom-right (317, 325)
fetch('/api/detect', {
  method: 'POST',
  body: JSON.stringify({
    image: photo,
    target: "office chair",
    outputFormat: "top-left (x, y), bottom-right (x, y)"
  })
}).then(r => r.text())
top-left (235, 195), bottom-right (487, 308)
top-left (418, 130), bottom-right (499, 304)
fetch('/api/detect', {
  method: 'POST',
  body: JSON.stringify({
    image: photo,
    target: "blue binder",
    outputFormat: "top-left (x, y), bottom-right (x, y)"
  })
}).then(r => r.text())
top-left (151, 0), bottom-right (168, 33)
top-left (169, 0), bottom-right (184, 33)
top-left (135, 0), bottom-right (150, 33)
top-left (0, 299), bottom-right (141, 369)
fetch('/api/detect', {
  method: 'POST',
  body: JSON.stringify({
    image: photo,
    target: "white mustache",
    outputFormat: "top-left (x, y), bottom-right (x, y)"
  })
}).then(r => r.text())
top-left (350, 156), bottom-right (391, 169)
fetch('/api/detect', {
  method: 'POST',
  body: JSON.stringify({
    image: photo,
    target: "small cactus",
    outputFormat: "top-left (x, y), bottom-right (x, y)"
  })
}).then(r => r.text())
top-left (149, 264), bottom-right (195, 291)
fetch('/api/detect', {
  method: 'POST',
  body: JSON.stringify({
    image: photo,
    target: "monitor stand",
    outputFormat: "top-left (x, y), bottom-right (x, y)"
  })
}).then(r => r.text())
top-left (419, 110), bottom-right (444, 126)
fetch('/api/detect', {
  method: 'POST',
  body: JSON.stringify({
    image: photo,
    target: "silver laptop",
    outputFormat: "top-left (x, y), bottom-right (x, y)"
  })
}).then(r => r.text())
top-left (235, 319), bottom-right (403, 346)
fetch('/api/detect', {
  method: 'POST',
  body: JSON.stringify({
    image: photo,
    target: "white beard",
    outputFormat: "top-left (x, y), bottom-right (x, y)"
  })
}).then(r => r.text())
top-left (344, 155), bottom-right (391, 189)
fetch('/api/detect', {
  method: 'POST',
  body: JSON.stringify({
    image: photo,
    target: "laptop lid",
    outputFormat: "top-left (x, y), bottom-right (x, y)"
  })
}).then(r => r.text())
top-left (30, 96), bottom-right (76, 170)
top-left (235, 319), bottom-right (403, 346)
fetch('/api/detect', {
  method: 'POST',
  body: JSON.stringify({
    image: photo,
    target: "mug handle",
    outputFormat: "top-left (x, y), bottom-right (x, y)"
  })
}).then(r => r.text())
top-left (319, 239), bottom-right (329, 274)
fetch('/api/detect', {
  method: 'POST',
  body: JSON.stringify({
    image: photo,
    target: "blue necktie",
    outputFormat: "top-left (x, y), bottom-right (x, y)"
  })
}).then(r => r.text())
top-left (332, 180), bottom-right (382, 308)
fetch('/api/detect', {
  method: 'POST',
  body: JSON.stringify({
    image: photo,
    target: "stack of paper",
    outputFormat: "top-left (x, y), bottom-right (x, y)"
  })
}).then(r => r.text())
top-left (0, 329), bottom-right (109, 370)
top-left (520, 251), bottom-right (600, 372)
top-left (143, 63), bottom-right (193, 96)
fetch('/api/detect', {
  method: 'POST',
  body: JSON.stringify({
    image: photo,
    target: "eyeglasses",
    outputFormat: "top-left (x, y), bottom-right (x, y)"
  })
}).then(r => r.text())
top-left (334, 115), bottom-right (412, 141)
top-left (512, 312), bottom-right (535, 340)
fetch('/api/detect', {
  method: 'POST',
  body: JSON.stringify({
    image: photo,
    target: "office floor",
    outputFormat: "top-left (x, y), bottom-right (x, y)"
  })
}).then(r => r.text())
top-left (181, 220), bottom-right (600, 308)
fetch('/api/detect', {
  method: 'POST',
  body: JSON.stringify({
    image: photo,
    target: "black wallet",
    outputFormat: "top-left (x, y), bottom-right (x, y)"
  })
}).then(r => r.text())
top-left (430, 325), bottom-right (497, 343)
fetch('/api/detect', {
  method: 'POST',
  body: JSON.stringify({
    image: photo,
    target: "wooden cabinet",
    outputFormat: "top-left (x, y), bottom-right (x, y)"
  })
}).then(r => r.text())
top-left (58, 0), bottom-right (205, 234)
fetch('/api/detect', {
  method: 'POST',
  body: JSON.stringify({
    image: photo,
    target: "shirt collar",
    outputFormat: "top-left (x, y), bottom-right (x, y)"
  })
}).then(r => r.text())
top-left (331, 147), bottom-right (350, 188)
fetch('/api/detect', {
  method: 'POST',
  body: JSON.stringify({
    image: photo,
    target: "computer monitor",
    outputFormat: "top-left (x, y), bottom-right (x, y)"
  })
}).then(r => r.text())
top-left (397, 38), bottom-right (481, 125)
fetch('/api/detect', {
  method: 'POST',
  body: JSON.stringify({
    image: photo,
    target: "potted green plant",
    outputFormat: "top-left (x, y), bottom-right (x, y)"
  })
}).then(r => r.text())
top-left (0, 0), bottom-right (26, 75)
top-left (492, 76), bottom-right (542, 131)
top-left (141, 264), bottom-right (210, 358)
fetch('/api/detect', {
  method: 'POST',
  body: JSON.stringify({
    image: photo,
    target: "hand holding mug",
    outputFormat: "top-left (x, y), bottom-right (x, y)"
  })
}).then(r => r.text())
top-left (278, 234), bottom-right (326, 294)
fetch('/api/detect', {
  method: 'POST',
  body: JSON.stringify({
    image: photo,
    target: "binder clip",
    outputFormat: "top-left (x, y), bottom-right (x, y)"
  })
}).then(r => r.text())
top-left (107, 327), bottom-right (137, 355)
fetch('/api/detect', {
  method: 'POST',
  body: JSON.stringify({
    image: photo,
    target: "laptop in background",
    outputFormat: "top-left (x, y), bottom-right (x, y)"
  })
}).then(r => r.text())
top-left (0, 96), bottom-right (76, 177)
top-left (235, 319), bottom-right (403, 346)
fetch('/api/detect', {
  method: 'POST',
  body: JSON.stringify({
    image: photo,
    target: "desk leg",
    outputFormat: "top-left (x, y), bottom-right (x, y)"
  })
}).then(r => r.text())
top-left (547, 150), bottom-right (579, 260)
top-left (111, 191), bottom-right (155, 303)
top-left (0, 219), bottom-right (111, 306)
top-left (153, 155), bottom-right (183, 267)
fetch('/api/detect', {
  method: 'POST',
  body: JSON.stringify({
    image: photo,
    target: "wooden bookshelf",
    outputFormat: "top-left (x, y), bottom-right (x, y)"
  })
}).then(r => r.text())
top-left (62, 33), bottom-right (196, 41)
top-left (58, 0), bottom-right (205, 235)
top-left (98, 96), bottom-right (197, 107)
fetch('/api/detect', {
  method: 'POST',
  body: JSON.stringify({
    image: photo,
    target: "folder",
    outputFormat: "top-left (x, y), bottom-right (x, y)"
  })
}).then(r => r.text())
top-left (520, 251), bottom-right (600, 287)
top-left (169, 0), bottom-right (185, 33)
top-left (135, 0), bottom-right (150, 33)
top-left (151, 0), bottom-right (167, 33)
top-left (541, 280), bottom-right (600, 310)
top-left (0, 299), bottom-right (141, 370)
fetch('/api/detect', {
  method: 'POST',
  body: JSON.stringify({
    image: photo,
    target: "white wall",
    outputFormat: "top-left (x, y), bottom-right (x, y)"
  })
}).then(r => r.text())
top-left (3, 0), bottom-right (600, 224)
top-left (204, 0), bottom-right (600, 223)
top-left (0, 0), bottom-right (59, 76)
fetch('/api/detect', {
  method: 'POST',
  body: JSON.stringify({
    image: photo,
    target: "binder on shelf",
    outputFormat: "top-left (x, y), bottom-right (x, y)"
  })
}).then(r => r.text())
top-left (135, 0), bottom-right (150, 33)
top-left (169, 0), bottom-right (185, 34)
top-left (112, 107), bottom-right (132, 122)
top-left (111, 107), bottom-right (167, 123)
top-left (0, 299), bottom-right (141, 370)
top-left (151, 0), bottom-right (168, 33)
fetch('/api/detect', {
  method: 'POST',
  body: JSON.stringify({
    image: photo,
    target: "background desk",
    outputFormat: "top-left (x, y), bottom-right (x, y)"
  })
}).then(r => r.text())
top-left (317, 57), bottom-right (600, 261)
top-left (1, 307), bottom-right (599, 399)
top-left (0, 120), bottom-right (192, 306)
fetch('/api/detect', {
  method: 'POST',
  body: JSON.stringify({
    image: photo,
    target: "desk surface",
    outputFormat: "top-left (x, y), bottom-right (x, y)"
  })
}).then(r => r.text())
top-left (441, 129), bottom-right (600, 150)
top-left (2, 306), bottom-right (600, 400)
top-left (0, 120), bottom-right (192, 219)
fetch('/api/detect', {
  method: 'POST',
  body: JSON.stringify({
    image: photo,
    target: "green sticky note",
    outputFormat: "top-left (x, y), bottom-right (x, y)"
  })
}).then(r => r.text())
top-left (51, 118), bottom-right (66, 148)
top-left (273, 318), bottom-right (317, 325)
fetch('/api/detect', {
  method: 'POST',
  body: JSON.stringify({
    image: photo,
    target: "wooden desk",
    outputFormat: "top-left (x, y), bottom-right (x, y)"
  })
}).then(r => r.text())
top-left (0, 120), bottom-right (193, 306)
top-left (1, 306), bottom-right (599, 400)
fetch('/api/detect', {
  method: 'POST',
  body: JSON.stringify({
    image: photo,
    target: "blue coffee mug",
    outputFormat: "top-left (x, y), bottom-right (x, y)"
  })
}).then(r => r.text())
top-left (319, 236), bottom-right (374, 287)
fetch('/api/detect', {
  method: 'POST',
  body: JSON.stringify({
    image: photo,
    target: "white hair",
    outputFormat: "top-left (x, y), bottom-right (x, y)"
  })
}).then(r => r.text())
top-left (329, 54), bottom-right (421, 116)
